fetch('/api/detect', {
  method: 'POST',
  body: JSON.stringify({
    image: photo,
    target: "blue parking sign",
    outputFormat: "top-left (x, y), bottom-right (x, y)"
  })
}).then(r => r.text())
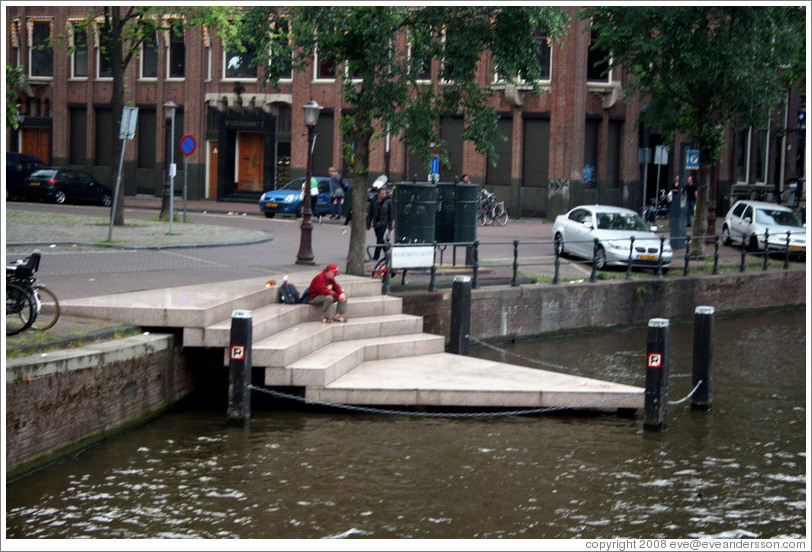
top-left (685, 149), bottom-right (700, 170)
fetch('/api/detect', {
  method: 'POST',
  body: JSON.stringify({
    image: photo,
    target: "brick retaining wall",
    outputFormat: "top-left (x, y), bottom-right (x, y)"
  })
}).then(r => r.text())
top-left (399, 268), bottom-right (806, 341)
top-left (6, 333), bottom-right (195, 479)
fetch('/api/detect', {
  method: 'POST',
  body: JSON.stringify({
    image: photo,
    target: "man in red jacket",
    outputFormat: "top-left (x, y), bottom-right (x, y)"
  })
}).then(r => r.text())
top-left (308, 263), bottom-right (348, 323)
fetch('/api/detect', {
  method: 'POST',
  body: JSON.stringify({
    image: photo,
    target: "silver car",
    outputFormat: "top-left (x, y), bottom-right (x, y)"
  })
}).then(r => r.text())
top-left (722, 200), bottom-right (806, 256)
top-left (552, 204), bottom-right (673, 271)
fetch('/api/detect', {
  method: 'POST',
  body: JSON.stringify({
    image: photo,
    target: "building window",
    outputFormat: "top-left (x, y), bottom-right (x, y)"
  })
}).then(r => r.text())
top-left (97, 27), bottom-right (114, 79)
top-left (137, 108), bottom-right (157, 169)
top-left (95, 107), bottom-right (114, 166)
top-left (224, 48), bottom-right (256, 79)
top-left (753, 126), bottom-right (769, 184)
top-left (735, 128), bottom-right (750, 182)
top-left (533, 28), bottom-right (552, 82)
top-left (315, 47), bottom-right (337, 80)
top-left (167, 20), bottom-right (185, 79)
top-left (408, 35), bottom-right (431, 81)
top-left (69, 106), bottom-right (87, 165)
top-left (141, 31), bottom-right (158, 78)
top-left (69, 22), bottom-right (88, 78)
top-left (11, 18), bottom-right (22, 67)
top-left (587, 30), bottom-right (610, 83)
top-left (28, 19), bottom-right (53, 78)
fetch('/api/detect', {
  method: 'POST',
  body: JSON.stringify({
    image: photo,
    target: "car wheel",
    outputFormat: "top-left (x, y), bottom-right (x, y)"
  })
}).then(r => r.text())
top-left (722, 225), bottom-right (732, 245)
top-left (594, 245), bottom-right (607, 270)
top-left (54, 190), bottom-right (66, 204)
top-left (554, 233), bottom-right (566, 257)
top-left (264, 212), bottom-right (276, 218)
top-left (101, 193), bottom-right (112, 207)
top-left (296, 203), bottom-right (304, 218)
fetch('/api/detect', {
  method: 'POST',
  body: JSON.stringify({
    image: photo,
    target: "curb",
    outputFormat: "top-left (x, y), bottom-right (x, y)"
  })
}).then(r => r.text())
top-left (7, 235), bottom-right (274, 251)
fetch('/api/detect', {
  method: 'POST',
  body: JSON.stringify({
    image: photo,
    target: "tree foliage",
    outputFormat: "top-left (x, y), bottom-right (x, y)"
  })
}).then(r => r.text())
top-left (6, 66), bottom-right (23, 129)
top-left (70, 6), bottom-right (242, 226)
top-left (582, 6), bottom-right (805, 249)
top-left (236, 6), bottom-right (569, 275)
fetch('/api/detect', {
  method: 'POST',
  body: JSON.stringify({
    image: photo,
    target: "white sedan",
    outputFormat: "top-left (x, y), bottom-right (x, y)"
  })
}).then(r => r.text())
top-left (722, 200), bottom-right (805, 257)
top-left (552, 205), bottom-right (673, 271)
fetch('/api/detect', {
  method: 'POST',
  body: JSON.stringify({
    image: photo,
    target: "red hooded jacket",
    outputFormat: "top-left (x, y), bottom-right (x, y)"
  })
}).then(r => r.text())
top-left (308, 269), bottom-right (343, 299)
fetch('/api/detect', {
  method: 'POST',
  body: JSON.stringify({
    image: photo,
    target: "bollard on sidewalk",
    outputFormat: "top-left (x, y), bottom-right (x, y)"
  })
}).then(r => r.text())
top-left (691, 306), bottom-right (715, 411)
top-left (227, 309), bottom-right (253, 426)
top-left (449, 276), bottom-right (471, 355)
top-left (644, 318), bottom-right (670, 430)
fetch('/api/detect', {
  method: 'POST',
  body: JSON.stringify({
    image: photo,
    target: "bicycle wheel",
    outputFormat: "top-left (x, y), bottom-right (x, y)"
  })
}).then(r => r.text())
top-left (476, 210), bottom-right (488, 226)
top-left (6, 282), bottom-right (36, 336)
top-left (494, 202), bottom-right (509, 226)
top-left (31, 284), bottom-right (60, 330)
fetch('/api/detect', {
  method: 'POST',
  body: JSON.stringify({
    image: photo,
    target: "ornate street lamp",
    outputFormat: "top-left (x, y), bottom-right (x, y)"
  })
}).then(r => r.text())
top-left (295, 100), bottom-right (323, 265)
top-left (163, 100), bottom-right (178, 234)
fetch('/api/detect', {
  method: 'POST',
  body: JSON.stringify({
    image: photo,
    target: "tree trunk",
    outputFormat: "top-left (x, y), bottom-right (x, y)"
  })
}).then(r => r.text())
top-left (691, 159), bottom-right (712, 257)
top-left (346, 128), bottom-right (373, 276)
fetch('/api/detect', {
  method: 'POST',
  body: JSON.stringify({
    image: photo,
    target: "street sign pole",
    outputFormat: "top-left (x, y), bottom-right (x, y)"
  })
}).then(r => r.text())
top-left (109, 106), bottom-right (138, 242)
top-left (179, 135), bottom-right (196, 223)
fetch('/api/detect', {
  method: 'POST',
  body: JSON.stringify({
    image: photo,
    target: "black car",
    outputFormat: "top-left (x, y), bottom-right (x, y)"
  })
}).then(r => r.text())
top-left (6, 151), bottom-right (48, 201)
top-left (25, 168), bottom-right (113, 206)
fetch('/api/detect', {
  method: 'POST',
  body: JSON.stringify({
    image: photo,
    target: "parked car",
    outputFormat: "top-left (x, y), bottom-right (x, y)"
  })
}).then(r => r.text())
top-left (552, 204), bottom-right (673, 271)
top-left (722, 200), bottom-right (805, 256)
top-left (25, 168), bottom-right (113, 206)
top-left (259, 176), bottom-right (351, 218)
top-left (6, 151), bottom-right (48, 201)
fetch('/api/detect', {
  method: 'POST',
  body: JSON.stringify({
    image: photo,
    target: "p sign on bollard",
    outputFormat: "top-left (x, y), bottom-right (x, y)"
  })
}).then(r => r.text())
top-left (644, 318), bottom-right (670, 430)
top-left (228, 309), bottom-right (252, 426)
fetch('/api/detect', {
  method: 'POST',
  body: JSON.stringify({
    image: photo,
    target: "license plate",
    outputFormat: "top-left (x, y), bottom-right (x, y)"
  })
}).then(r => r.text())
top-left (789, 245), bottom-right (803, 251)
top-left (639, 254), bottom-right (657, 261)
top-left (266, 202), bottom-right (277, 208)
top-left (29, 182), bottom-right (40, 186)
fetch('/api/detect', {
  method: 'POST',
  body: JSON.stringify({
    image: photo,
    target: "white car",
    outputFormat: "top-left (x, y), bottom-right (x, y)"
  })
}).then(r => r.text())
top-left (552, 205), bottom-right (673, 271)
top-left (722, 200), bottom-right (806, 256)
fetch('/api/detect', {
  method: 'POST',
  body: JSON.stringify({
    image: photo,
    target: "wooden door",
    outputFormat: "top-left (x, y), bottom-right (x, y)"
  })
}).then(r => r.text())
top-left (208, 141), bottom-right (219, 199)
top-left (237, 132), bottom-right (264, 191)
top-left (22, 128), bottom-right (50, 164)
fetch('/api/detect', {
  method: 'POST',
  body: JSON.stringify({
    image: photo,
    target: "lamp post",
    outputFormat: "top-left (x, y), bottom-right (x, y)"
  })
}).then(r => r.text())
top-left (295, 100), bottom-right (322, 265)
top-left (163, 100), bottom-right (178, 234)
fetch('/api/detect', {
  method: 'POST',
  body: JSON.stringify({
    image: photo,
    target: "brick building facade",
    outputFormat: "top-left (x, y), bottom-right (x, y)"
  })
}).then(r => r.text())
top-left (5, 6), bottom-right (805, 219)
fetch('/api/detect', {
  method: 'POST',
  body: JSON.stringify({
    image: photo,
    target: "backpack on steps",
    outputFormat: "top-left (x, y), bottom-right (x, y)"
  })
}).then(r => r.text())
top-left (278, 282), bottom-right (301, 304)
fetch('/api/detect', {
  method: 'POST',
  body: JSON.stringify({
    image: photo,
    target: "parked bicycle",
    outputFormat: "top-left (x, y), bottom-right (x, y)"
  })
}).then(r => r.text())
top-left (476, 188), bottom-right (509, 226)
top-left (6, 250), bottom-right (60, 335)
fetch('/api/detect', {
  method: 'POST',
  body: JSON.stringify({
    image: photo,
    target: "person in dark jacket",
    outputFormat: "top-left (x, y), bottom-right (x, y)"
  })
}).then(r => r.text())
top-left (307, 264), bottom-right (348, 323)
top-left (366, 187), bottom-right (393, 260)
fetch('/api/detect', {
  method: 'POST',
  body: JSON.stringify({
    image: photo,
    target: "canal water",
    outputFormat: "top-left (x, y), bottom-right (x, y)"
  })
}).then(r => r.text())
top-left (5, 309), bottom-right (806, 540)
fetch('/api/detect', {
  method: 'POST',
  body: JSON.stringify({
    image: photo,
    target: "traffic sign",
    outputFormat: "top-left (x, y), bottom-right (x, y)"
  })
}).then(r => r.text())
top-left (685, 149), bottom-right (700, 170)
top-left (180, 134), bottom-right (196, 156)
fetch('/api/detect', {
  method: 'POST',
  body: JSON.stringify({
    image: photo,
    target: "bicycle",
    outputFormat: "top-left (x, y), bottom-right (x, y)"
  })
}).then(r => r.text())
top-left (6, 250), bottom-right (60, 333)
top-left (476, 188), bottom-right (509, 226)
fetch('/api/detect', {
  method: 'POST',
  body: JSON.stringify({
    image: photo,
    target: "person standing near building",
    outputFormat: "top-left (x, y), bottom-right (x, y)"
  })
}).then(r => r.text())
top-left (366, 187), bottom-right (393, 261)
top-left (685, 175), bottom-right (697, 227)
top-left (329, 166), bottom-right (344, 220)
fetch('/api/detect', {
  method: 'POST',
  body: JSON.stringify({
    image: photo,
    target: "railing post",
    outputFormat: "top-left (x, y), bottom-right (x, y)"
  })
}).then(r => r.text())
top-left (644, 318), bottom-right (670, 430)
top-left (656, 236), bottom-right (665, 278)
top-left (449, 276), bottom-right (471, 356)
top-left (227, 309), bottom-right (253, 426)
top-left (712, 235), bottom-right (719, 275)
top-left (762, 230), bottom-right (769, 271)
top-left (429, 242), bottom-right (438, 292)
top-left (590, 238), bottom-right (599, 283)
top-left (784, 231), bottom-right (791, 269)
top-left (739, 236), bottom-right (748, 272)
top-left (553, 235), bottom-right (561, 285)
top-left (691, 306), bottom-right (715, 411)
top-left (511, 239), bottom-right (519, 287)
top-left (626, 236), bottom-right (635, 280)
top-left (472, 241), bottom-right (480, 289)
top-left (683, 236), bottom-right (691, 276)
top-left (382, 243), bottom-right (391, 295)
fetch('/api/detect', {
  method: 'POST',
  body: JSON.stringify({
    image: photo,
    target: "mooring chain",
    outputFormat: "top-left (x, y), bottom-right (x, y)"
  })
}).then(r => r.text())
top-left (668, 380), bottom-right (703, 406)
top-left (247, 385), bottom-right (639, 419)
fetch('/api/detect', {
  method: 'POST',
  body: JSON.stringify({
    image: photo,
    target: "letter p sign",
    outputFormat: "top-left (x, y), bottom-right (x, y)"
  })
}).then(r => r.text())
top-left (647, 353), bottom-right (662, 368)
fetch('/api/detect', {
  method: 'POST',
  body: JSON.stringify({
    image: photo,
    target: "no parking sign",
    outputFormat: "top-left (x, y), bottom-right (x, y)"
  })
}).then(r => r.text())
top-left (180, 135), bottom-right (196, 157)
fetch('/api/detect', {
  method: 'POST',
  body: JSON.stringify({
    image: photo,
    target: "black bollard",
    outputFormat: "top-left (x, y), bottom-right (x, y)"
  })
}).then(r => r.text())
top-left (227, 309), bottom-right (253, 425)
top-left (449, 276), bottom-right (471, 355)
top-left (644, 318), bottom-right (670, 430)
top-left (691, 306), bottom-right (715, 411)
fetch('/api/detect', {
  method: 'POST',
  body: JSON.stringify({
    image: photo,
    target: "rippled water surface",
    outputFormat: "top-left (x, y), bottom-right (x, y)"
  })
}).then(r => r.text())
top-left (5, 309), bottom-right (806, 539)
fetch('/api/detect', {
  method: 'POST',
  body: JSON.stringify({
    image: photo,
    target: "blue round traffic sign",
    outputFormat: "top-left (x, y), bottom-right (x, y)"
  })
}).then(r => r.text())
top-left (180, 135), bottom-right (196, 156)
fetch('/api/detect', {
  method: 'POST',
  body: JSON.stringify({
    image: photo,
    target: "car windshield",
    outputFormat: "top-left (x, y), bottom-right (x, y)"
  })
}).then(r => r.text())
top-left (595, 212), bottom-right (649, 231)
top-left (29, 169), bottom-right (57, 179)
top-left (755, 208), bottom-right (803, 228)
top-left (280, 178), bottom-right (305, 191)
